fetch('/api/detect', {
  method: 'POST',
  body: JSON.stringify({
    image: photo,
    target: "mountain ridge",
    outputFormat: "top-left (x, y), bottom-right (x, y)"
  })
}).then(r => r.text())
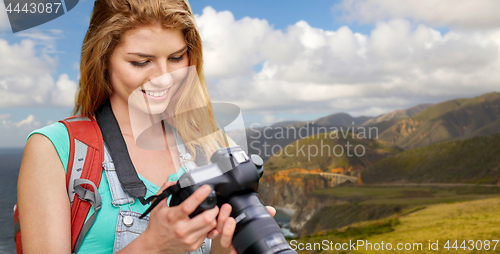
top-left (362, 103), bottom-right (433, 126)
top-left (377, 92), bottom-right (500, 149)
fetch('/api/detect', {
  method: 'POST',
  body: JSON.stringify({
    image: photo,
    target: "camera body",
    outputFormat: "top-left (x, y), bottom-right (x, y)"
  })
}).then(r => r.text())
top-left (169, 146), bottom-right (297, 254)
top-left (170, 146), bottom-right (262, 217)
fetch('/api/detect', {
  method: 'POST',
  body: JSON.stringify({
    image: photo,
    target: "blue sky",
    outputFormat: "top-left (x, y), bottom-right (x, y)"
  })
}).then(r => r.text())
top-left (1, 0), bottom-right (500, 147)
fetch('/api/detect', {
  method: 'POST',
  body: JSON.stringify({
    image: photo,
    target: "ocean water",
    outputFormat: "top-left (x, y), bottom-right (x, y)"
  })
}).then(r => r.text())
top-left (274, 208), bottom-right (297, 238)
top-left (0, 148), bottom-right (23, 254)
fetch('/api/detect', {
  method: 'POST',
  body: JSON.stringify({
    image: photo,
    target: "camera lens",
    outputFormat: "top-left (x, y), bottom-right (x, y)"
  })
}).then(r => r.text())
top-left (228, 193), bottom-right (297, 254)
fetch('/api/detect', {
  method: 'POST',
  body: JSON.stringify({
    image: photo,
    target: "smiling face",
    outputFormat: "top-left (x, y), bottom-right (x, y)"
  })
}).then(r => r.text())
top-left (108, 24), bottom-right (190, 115)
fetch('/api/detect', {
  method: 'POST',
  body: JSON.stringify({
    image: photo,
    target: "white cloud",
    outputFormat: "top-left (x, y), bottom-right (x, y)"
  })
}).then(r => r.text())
top-left (196, 7), bottom-right (500, 116)
top-left (51, 74), bottom-right (78, 107)
top-left (0, 37), bottom-right (77, 108)
top-left (0, 114), bottom-right (43, 147)
top-left (196, 7), bottom-right (279, 78)
top-left (17, 29), bottom-right (62, 55)
top-left (334, 0), bottom-right (500, 30)
top-left (15, 115), bottom-right (40, 129)
top-left (0, 39), bottom-right (54, 76)
top-left (0, 114), bottom-right (10, 120)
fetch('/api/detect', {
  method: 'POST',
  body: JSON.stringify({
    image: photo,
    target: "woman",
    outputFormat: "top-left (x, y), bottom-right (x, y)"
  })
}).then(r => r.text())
top-left (17, 0), bottom-right (274, 253)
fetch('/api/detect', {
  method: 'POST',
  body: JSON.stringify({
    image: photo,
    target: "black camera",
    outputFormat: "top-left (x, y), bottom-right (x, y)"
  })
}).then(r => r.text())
top-left (140, 146), bottom-right (297, 254)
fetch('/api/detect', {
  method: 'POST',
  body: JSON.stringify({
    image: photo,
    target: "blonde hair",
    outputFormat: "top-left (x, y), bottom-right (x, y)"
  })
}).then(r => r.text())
top-left (75, 0), bottom-right (227, 160)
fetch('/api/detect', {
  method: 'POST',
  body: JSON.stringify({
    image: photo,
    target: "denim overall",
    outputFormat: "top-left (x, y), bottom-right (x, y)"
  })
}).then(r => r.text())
top-left (102, 126), bottom-right (211, 254)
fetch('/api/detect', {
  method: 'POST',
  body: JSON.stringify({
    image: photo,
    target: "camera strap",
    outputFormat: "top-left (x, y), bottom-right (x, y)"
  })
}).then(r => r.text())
top-left (139, 184), bottom-right (181, 218)
top-left (95, 100), bottom-right (148, 200)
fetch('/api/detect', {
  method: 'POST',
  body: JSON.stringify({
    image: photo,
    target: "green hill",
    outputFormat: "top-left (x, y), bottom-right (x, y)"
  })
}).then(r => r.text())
top-left (290, 197), bottom-right (500, 254)
top-left (376, 92), bottom-right (500, 149)
top-left (361, 133), bottom-right (500, 184)
top-left (357, 197), bottom-right (500, 254)
top-left (265, 131), bottom-right (402, 173)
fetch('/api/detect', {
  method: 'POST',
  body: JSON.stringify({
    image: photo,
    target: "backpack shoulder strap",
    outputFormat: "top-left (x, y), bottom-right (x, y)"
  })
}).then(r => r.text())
top-left (59, 116), bottom-right (104, 254)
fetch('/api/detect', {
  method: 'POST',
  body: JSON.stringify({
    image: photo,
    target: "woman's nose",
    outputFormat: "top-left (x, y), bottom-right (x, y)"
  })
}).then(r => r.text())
top-left (149, 72), bottom-right (173, 87)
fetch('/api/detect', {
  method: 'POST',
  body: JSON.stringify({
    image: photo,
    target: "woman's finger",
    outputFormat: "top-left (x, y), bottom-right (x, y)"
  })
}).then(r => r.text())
top-left (216, 203), bottom-right (232, 233)
top-left (266, 206), bottom-right (276, 217)
top-left (219, 217), bottom-right (236, 248)
top-left (160, 205), bottom-right (218, 249)
top-left (185, 206), bottom-right (219, 236)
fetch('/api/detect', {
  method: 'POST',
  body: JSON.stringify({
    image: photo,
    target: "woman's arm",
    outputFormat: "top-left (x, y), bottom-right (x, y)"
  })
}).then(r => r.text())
top-left (17, 134), bottom-right (72, 253)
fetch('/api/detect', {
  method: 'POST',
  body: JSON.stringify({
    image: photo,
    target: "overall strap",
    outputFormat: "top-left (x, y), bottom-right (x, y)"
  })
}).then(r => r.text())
top-left (169, 125), bottom-right (199, 172)
top-left (102, 142), bottom-right (135, 206)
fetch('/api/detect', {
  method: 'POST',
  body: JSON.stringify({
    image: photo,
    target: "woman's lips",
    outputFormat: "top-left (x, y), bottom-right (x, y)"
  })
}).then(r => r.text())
top-left (141, 88), bottom-right (170, 101)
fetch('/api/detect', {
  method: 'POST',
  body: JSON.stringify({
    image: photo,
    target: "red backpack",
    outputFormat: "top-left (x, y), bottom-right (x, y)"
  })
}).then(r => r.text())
top-left (14, 116), bottom-right (104, 254)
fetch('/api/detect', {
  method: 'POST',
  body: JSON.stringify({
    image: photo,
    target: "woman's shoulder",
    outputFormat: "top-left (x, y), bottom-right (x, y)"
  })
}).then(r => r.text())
top-left (28, 121), bottom-right (70, 171)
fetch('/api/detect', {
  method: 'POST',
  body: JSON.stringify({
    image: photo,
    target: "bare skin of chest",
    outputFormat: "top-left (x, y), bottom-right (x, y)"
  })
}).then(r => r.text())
top-left (123, 134), bottom-right (181, 187)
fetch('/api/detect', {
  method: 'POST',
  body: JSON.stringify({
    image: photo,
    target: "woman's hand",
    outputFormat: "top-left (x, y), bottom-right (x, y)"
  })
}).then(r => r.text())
top-left (120, 182), bottom-right (218, 254)
top-left (210, 205), bottom-right (277, 254)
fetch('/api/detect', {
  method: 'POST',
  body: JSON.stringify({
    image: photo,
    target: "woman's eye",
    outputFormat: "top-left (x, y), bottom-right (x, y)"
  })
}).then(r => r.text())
top-left (169, 55), bottom-right (184, 62)
top-left (130, 60), bottom-right (150, 67)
